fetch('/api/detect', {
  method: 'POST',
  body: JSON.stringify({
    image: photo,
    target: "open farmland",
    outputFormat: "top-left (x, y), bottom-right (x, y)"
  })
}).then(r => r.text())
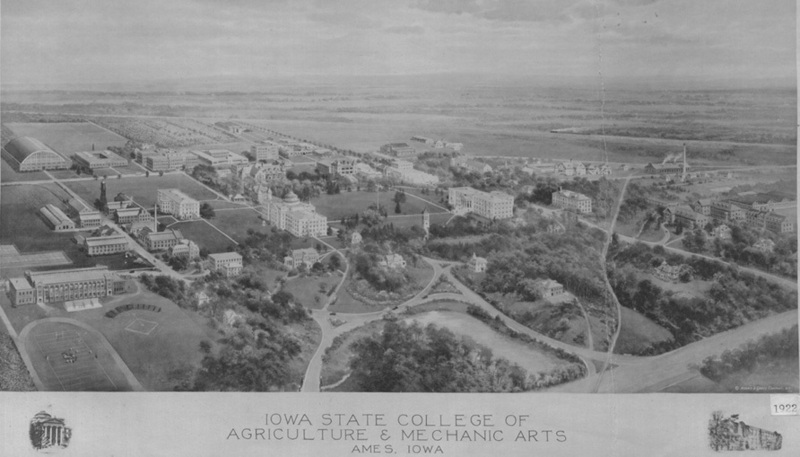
top-left (5, 122), bottom-right (128, 154)
top-left (64, 174), bottom-right (218, 209)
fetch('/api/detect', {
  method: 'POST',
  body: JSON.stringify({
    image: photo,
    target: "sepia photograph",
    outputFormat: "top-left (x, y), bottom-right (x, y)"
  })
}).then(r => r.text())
top-left (0, 0), bottom-right (798, 455)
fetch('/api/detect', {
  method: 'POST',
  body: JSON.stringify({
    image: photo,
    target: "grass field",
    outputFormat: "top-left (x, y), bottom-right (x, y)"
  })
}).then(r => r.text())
top-left (5, 122), bottom-right (128, 154)
top-left (408, 310), bottom-right (566, 374)
top-left (311, 190), bottom-right (446, 221)
top-left (24, 321), bottom-right (134, 391)
top-left (614, 306), bottom-right (674, 355)
top-left (170, 219), bottom-right (237, 253)
top-left (205, 208), bottom-right (264, 243)
top-left (73, 288), bottom-right (208, 390)
top-left (1, 159), bottom-right (50, 182)
top-left (282, 272), bottom-right (343, 310)
top-left (64, 174), bottom-right (218, 208)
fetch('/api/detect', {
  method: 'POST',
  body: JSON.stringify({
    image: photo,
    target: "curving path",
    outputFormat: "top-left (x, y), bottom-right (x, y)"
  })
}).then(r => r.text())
top-left (18, 317), bottom-right (144, 391)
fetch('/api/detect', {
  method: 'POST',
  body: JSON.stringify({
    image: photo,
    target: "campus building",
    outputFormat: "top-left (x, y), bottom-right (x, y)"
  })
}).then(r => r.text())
top-left (85, 233), bottom-right (130, 256)
top-left (673, 205), bottom-right (710, 229)
top-left (114, 206), bottom-right (153, 225)
top-left (380, 143), bottom-right (416, 157)
top-left (251, 143), bottom-right (280, 162)
top-left (284, 248), bottom-right (320, 270)
top-left (262, 189), bottom-right (328, 237)
top-left (551, 189), bottom-right (592, 214)
top-left (316, 158), bottom-right (356, 177)
top-left (141, 150), bottom-right (199, 172)
top-left (157, 189), bottom-right (200, 220)
top-left (67, 198), bottom-right (102, 228)
top-left (39, 204), bottom-right (76, 231)
top-left (72, 150), bottom-right (127, 169)
top-left (384, 159), bottom-right (438, 185)
top-left (209, 252), bottom-right (243, 277)
top-left (3, 136), bottom-right (69, 171)
top-left (448, 187), bottom-right (515, 219)
top-left (141, 228), bottom-right (185, 251)
top-left (189, 149), bottom-right (248, 169)
top-left (7, 266), bottom-right (122, 306)
top-left (170, 239), bottom-right (200, 259)
top-left (765, 213), bottom-right (794, 233)
top-left (710, 201), bottom-right (746, 223)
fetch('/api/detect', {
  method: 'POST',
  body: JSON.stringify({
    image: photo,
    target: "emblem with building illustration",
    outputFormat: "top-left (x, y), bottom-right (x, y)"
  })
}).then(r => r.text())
top-left (29, 411), bottom-right (72, 451)
top-left (708, 411), bottom-right (781, 451)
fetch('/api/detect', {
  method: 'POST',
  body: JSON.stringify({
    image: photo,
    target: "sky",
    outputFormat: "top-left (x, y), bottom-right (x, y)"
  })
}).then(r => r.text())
top-left (0, 0), bottom-right (796, 88)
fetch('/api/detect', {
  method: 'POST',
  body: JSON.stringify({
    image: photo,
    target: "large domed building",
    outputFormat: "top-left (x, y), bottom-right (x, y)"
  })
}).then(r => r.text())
top-left (3, 137), bottom-right (69, 171)
top-left (262, 189), bottom-right (327, 237)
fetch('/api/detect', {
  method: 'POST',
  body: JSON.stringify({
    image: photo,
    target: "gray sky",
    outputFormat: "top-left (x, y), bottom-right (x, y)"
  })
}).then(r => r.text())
top-left (1, 0), bottom-right (796, 87)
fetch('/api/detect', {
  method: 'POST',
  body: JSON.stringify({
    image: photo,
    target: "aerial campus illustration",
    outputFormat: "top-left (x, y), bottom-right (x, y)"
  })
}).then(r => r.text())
top-left (0, 0), bottom-right (797, 395)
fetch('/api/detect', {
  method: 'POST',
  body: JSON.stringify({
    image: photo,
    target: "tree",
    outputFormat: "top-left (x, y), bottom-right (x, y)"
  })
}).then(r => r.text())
top-left (146, 171), bottom-right (150, 177)
top-left (329, 254), bottom-right (342, 271)
top-left (200, 202), bottom-right (216, 219)
top-left (159, 171), bottom-right (164, 177)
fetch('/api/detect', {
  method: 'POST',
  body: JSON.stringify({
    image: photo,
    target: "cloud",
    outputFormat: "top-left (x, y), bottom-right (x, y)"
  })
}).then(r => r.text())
top-left (384, 25), bottom-right (426, 34)
top-left (412, 0), bottom-right (582, 23)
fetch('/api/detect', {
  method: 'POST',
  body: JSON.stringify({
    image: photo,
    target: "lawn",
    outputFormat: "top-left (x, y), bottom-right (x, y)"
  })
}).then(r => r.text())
top-left (311, 190), bottom-right (447, 221)
top-left (73, 288), bottom-right (209, 391)
top-left (170, 220), bottom-right (237, 253)
top-left (1, 159), bottom-right (50, 182)
top-left (206, 208), bottom-right (265, 243)
top-left (407, 311), bottom-right (566, 374)
top-left (282, 272), bottom-right (343, 310)
top-left (64, 174), bottom-right (218, 209)
top-left (329, 260), bottom-right (434, 314)
top-left (5, 122), bottom-right (128, 154)
top-left (614, 306), bottom-right (674, 355)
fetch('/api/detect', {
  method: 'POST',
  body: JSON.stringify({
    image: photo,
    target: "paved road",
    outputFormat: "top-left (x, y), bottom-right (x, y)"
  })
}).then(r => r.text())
top-left (548, 309), bottom-right (798, 393)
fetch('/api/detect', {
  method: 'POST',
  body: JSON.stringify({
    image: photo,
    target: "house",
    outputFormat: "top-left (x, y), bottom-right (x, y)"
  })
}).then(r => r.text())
top-left (223, 309), bottom-right (243, 326)
top-left (196, 291), bottom-right (210, 307)
top-left (546, 223), bottom-right (565, 234)
top-left (653, 261), bottom-right (683, 282)
top-left (711, 224), bottom-right (732, 240)
top-left (673, 205), bottom-right (710, 229)
top-left (753, 238), bottom-right (776, 253)
top-left (467, 253), bottom-right (488, 273)
top-left (534, 279), bottom-right (565, 298)
top-left (351, 232), bottom-right (362, 245)
top-left (379, 254), bottom-right (406, 269)
top-left (284, 248), bottom-right (319, 270)
top-left (599, 164), bottom-right (612, 175)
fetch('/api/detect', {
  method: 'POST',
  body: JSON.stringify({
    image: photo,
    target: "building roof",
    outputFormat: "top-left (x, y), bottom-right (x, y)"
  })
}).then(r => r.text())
top-left (85, 235), bottom-right (129, 247)
top-left (555, 189), bottom-right (590, 201)
top-left (9, 277), bottom-right (33, 290)
top-left (146, 229), bottom-right (184, 242)
top-left (27, 266), bottom-right (112, 286)
top-left (115, 207), bottom-right (142, 217)
top-left (40, 204), bottom-right (72, 226)
top-left (3, 136), bottom-right (64, 164)
top-left (209, 252), bottom-right (242, 261)
top-left (158, 188), bottom-right (197, 203)
top-left (534, 278), bottom-right (562, 289)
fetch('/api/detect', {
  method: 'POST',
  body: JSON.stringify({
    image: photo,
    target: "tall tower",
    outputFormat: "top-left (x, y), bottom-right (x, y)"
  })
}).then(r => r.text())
top-left (681, 143), bottom-right (687, 182)
top-left (422, 207), bottom-right (430, 238)
top-left (99, 181), bottom-right (107, 210)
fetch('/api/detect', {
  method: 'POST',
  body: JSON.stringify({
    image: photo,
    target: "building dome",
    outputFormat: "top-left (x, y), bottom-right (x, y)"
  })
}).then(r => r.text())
top-left (283, 191), bottom-right (300, 204)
